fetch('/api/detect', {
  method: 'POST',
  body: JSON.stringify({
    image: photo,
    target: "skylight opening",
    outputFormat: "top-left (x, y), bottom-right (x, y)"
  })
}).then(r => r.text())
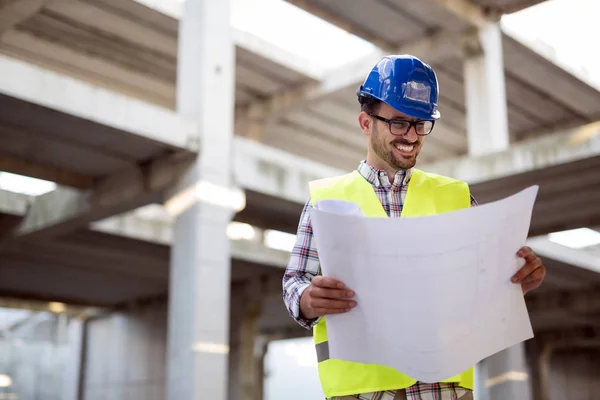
top-left (227, 222), bottom-right (256, 241)
top-left (0, 172), bottom-right (56, 196)
top-left (502, 0), bottom-right (600, 89)
top-left (547, 227), bottom-right (600, 250)
top-left (0, 374), bottom-right (12, 388)
top-left (231, 0), bottom-right (375, 71)
top-left (133, 0), bottom-right (375, 72)
top-left (264, 229), bottom-right (296, 252)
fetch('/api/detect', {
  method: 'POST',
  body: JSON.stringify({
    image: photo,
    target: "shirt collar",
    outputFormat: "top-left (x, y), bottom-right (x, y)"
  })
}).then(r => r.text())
top-left (357, 160), bottom-right (413, 188)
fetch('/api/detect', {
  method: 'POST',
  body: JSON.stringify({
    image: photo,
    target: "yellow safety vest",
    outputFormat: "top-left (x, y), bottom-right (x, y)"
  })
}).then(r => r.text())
top-left (308, 168), bottom-right (474, 398)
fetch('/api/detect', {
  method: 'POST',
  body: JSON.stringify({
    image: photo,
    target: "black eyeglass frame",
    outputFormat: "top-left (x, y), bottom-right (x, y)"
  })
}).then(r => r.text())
top-left (368, 113), bottom-right (435, 136)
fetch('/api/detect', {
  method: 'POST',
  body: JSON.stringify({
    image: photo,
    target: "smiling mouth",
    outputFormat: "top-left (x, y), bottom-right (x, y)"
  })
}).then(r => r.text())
top-left (393, 142), bottom-right (416, 155)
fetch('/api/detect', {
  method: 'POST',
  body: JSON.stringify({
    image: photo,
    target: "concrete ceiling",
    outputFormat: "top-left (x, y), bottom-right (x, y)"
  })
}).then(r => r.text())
top-left (0, 0), bottom-right (319, 109)
top-left (1, 0), bottom-right (598, 173)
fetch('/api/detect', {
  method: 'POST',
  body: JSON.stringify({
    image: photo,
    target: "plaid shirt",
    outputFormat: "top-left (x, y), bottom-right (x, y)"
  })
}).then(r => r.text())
top-left (282, 161), bottom-right (477, 400)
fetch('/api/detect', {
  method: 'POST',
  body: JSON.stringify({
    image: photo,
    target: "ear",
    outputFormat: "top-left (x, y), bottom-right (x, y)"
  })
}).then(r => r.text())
top-left (358, 112), bottom-right (372, 138)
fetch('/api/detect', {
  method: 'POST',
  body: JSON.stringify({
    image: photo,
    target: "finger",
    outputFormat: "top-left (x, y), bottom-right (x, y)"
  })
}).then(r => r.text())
top-left (521, 275), bottom-right (540, 284)
top-left (310, 297), bottom-right (356, 310)
top-left (312, 307), bottom-right (353, 316)
top-left (512, 257), bottom-right (542, 283)
top-left (311, 285), bottom-right (355, 299)
top-left (312, 276), bottom-right (347, 289)
top-left (521, 267), bottom-right (546, 283)
top-left (512, 257), bottom-right (543, 283)
top-left (517, 246), bottom-right (537, 263)
top-left (522, 279), bottom-right (542, 294)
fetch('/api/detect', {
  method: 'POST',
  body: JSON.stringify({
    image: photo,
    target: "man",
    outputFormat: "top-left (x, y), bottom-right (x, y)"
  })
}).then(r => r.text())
top-left (282, 55), bottom-right (546, 400)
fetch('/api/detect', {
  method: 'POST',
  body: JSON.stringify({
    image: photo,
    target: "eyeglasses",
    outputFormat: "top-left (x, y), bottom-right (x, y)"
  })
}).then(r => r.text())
top-left (368, 113), bottom-right (435, 136)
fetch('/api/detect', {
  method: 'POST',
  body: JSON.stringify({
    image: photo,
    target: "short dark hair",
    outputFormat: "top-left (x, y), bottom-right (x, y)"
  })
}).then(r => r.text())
top-left (358, 93), bottom-right (382, 115)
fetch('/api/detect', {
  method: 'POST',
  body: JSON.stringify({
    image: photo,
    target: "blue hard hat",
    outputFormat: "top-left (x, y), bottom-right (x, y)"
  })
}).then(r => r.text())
top-left (357, 55), bottom-right (440, 120)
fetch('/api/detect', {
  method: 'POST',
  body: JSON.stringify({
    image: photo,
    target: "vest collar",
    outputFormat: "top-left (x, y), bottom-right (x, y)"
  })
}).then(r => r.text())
top-left (357, 160), bottom-right (413, 188)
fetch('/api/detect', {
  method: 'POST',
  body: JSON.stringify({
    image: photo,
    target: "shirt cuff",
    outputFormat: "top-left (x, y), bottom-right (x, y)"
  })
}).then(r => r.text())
top-left (289, 283), bottom-right (322, 330)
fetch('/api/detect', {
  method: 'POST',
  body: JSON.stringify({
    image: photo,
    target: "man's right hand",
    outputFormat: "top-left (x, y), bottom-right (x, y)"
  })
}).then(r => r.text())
top-left (299, 276), bottom-right (356, 320)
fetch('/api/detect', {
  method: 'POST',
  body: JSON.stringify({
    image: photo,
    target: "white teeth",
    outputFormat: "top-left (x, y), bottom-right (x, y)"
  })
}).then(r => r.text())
top-left (395, 144), bottom-right (414, 152)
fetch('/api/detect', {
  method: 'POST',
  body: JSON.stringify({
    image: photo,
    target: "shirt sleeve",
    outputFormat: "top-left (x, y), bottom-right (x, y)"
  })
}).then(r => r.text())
top-left (282, 198), bottom-right (323, 329)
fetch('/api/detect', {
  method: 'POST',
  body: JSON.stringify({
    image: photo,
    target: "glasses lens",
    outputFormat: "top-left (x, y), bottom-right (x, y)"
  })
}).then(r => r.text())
top-left (416, 121), bottom-right (434, 135)
top-left (389, 121), bottom-right (411, 135)
top-left (389, 120), bottom-right (434, 135)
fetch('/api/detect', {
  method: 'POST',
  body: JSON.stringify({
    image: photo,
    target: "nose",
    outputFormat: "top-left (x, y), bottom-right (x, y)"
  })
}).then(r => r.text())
top-left (402, 125), bottom-right (419, 142)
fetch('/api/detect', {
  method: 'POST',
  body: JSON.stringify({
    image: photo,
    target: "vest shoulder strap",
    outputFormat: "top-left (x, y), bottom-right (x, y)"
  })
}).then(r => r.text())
top-left (308, 171), bottom-right (359, 204)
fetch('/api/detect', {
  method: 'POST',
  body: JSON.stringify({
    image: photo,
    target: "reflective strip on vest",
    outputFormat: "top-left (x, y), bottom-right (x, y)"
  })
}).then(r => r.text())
top-left (308, 168), bottom-right (475, 398)
top-left (315, 341), bottom-right (329, 363)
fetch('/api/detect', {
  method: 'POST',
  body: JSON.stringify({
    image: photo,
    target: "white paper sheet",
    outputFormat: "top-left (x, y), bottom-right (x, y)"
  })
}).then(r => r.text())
top-left (310, 186), bottom-right (538, 383)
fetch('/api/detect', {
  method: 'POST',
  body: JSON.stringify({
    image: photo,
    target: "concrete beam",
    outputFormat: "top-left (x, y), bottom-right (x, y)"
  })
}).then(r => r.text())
top-left (0, 154), bottom-right (93, 189)
top-left (527, 236), bottom-right (600, 275)
top-left (232, 28), bottom-right (323, 82)
top-left (134, 0), bottom-right (323, 81)
top-left (0, 190), bottom-right (290, 276)
top-left (0, 54), bottom-right (199, 152)
top-left (233, 136), bottom-right (345, 205)
top-left (0, 188), bottom-right (29, 216)
top-left (434, 0), bottom-right (499, 28)
top-left (421, 121), bottom-right (600, 184)
top-left (16, 152), bottom-right (195, 239)
top-left (283, 0), bottom-right (396, 51)
top-left (0, 188), bottom-right (29, 242)
top-left (500, 1), bottom-right (547, 15)
top-left (0, 27), bottom-right (178, 108)
top-left (237, 30), bottom-right (465, 123)
top-left (89, 207), bottom-right (291, 269)
top-left (0, 0), bottom-right (48, 35)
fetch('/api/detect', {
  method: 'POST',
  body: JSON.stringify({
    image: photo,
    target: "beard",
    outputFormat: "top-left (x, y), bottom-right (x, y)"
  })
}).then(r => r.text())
top-left (370, 124), bottom-right (419, 170)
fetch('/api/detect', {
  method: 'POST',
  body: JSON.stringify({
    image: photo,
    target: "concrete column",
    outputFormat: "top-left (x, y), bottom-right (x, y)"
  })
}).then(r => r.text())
top-left (255, 337), bottom-right (269, 400)
top-left (228, 281), bottom-right (263, 400)
top-left (240, 300), bottom-right (262, 400)
top-left (527, 339), bottom-right (553, 400)
top-left (229, 283), bottom-right (246, 400)
top-left (537, 343), bottom-right (552, 400)
top-left (475, 344), bottom-right (533, 400)
top-left (61, 317), bottom-right (84, 400)
top-left (463, 22), bottom-right (510, 156)
top-left (165, 0), bottom-right (238, 399)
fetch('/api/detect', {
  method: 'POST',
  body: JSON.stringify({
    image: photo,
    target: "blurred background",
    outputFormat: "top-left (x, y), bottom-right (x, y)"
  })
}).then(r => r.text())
top-left (0, 0), bottom-right (598, 399)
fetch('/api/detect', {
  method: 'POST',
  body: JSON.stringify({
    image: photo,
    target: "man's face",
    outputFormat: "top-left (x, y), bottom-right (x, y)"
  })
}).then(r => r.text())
top-left (360, 102), bottom-right (427, 171)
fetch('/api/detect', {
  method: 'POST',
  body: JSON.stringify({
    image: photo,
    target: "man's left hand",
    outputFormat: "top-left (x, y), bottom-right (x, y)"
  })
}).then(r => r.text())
top-left (511, 246), bottom-right (546, 295)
